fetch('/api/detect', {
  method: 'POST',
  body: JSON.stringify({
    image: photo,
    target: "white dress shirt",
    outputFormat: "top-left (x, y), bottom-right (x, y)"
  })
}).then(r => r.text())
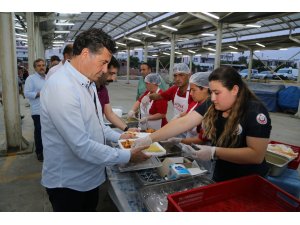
top-left (46, 61), bottom-right (63, 80)
top-left (24, 73), bottom-right (46, 115)
top-left (40, 61), bottom-right (130, 191)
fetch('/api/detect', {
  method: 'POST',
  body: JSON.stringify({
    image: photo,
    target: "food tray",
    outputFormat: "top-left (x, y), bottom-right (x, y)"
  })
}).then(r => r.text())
top-left (265, 151), bottom-right (291, 177)
top-left (139, 175), bottom-right (213, 212)
top-left (270, 141), bottom-right (300, 170)
top-left (158, 142), bottom-right (183, 157)
top-left (118, 139), bottom-right (166, 157)
top-left (167, 175), bottom-right (300, 212)
top-left (118, 156), bottom-right (162, 172)
top-left (135, 168), bottom-right (166, 186)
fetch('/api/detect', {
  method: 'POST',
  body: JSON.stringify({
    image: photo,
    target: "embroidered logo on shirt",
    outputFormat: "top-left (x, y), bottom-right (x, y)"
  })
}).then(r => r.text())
top-left (235, 124), bottom-right (243, 135)
top-left (256, 113), bottom-right (267, 125)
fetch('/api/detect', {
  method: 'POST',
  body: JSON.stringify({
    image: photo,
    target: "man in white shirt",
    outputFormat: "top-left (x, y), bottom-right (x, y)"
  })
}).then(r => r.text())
top-left (24, 58), bottom-right (46, 162)
top-left (40, 28), bottom-right (149, 212)
top-left (46, 44), bottom-right (73, 80)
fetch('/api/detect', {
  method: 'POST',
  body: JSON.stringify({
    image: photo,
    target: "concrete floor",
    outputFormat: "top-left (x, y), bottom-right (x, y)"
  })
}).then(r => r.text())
top-left (0, 79), bottom-right (300, 212)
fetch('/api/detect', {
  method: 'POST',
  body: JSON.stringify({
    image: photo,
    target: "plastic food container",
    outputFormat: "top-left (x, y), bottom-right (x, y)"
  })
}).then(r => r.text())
top-left (118, 139), bottom-right (166, 157)
top-left (265, 151), bottom-right (291, 177)
top-left (139, 175), bottom-right (213, 212)
top-left (269, 141), bottom-right (300, 169)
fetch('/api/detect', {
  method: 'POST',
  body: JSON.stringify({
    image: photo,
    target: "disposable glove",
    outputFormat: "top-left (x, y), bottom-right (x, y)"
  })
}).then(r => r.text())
top-left (139, 117), bottom-right (148, 124)
top-left (127, 110), bottom-right (135, 118)
top-left (128, 127), bottom-right (140, 132)
top-left (132, 135), bottom-right (153, 148)
top-left (141, 95), bottom-right (150, 105)
top-left (181, 144), bottom-right (216, 161)
top-left (167, 137), bottom-right (182, 144)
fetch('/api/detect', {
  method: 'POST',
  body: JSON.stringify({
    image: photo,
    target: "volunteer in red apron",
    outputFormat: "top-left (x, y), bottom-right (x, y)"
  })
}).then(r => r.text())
top-left (164, 72), bottom-right (211, 144)
top-left (127, 73), bottom-right (168, 131)
top-left (147, 63), bottom-right (195, 120)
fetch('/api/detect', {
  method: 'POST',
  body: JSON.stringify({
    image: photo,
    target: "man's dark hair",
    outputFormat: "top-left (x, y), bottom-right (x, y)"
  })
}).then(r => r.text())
top-left (63, 44), bottom-right (73, 55)
top-left (50, 55), bottom-right (60, 62)
top-left (108, 56), bottom-right (120, 69)
top-left (73, 28), bottom-right (116, 56)
top-left (140, 62), bottom-right (152, 71)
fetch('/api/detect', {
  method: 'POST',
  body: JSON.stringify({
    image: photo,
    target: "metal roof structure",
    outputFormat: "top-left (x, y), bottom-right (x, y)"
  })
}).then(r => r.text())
top-left (14, 12), bottom-right (300, 55)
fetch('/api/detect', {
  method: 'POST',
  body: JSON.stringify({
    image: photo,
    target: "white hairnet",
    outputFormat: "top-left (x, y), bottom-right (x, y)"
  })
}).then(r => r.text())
top-left (144, 73), bottom-right (161, 85)
top-left (189, 72), bottom-right (210, 88)
top-left (173, 63), bottom-right (190, 74)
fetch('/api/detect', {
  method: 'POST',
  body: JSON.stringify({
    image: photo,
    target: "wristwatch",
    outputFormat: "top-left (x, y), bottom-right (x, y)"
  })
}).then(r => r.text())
top-left (123, 126), bottom-right (129, 132)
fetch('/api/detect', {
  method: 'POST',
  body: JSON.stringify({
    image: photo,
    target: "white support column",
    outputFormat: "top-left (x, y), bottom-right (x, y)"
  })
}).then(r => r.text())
top-left (156, 56), bottom-right (159, 73)
top-left (248, 49), bottom-right (254, 80)
top-left (35, 24), bottom-right (44, 59)
top-left (126, 47), bottom-right (130, 84)
top-left (189, 55), bottom-right (193, 73)
top-left (295, 100), bottom-right (300, 118)
top-left (214, 22), bottom-right (223, 69)
top-left (26, 12), bottom-right (35, 74)
top-left (0, 12), bottom-right (22, 151)
top-left (143, 42), bottom-right (148, 63)
top-left (169, 34), bottom-right (175, 82)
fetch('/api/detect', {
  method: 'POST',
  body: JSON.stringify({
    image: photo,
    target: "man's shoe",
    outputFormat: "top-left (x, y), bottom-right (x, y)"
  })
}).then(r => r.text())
top-left (37, 153), bottom-right (44, 162)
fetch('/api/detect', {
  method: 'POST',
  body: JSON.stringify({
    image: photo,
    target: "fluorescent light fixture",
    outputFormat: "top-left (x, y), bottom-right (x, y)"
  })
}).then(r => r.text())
top-left (230, 52), bottom-right (238, 54)
top-left (161, 24), bottom-right (178, 31)
top-left (54, 31), bottom-right (70, 34)
top-left (209, 53), bottom-right (215, 56)
top-left (127, 37), bottom-right (141, 42)
top-left (162, 52), bottom-right (170, 56)
top-left (202, 12), bottom-right (220, 20)
top-left (201, 33), bottom-right (215, 37)
top-left (16, 37), bottom-right (27, 41)
top-left (195, 54), bottom-right (202, 57)
top-left (15, 33), bottom-right (27, 37)
top-left (152, 54), bottom-right (158, 57)
top-left (188, 50), bottom-right (196, 54)
top-left (254, 50), bottom-right (260, 53)
top-left (207, 47), bottom-right (216, 52)
top-left (229, 45), bottom-right (238, 50)
top-left (142, 32), bottom-right (156, 37)
top-left (246, 24), bottom-right (261, 28)
top-left (115, 46), bottom-right (118, 49)
top-left (55, 22), bottom-right (75, 26)
top-left (159, 42), bottom-right (171, 45)
top-left (256, 43), bottom-right (265, 48)
top-left (53, 44), bottom-right (63, 46)
top-left (279, 48), bottom-right (288, 50)
top-left (175, 51), bottom-right (182, 55)
top-left (116, 42), bottom-right (126, 46)
top-left (53, 41), bottom-right (65, 44)
top-left (15, 27), bottom-right (24, 30)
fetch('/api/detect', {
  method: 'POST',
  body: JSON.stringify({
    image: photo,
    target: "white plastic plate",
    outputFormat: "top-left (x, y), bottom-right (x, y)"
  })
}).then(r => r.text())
top-left (118, 139), bottom-right (166, 157)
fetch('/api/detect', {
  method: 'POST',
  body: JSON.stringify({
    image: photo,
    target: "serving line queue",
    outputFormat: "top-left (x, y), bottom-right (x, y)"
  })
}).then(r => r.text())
top-left (30, 27), bottom-right (299, 212)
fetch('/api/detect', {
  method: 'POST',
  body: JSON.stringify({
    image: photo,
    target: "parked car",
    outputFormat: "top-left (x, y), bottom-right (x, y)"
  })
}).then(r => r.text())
top-left (239, 69), bottom-right (258, 78)
top-left (273, 68), bottom-right (299, 80)
top-left (253, 70), bottom-right (273, 79)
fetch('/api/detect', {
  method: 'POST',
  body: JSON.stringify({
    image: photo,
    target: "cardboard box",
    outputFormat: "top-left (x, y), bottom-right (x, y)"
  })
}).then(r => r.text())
top-left (158, 157), bottom-right (205, 178)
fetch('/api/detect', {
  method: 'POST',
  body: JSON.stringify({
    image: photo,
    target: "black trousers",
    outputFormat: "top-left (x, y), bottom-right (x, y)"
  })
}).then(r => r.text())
top-left (46, 186), bottom-right (99, 212)
top-left (31, 115), bottom-right (43, 155)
